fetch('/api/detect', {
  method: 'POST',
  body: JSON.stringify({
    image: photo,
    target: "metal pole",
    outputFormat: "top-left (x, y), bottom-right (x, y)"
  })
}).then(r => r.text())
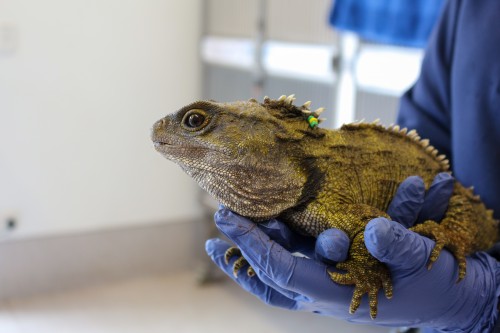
top-left (252, 0), bottom-right (266, 99)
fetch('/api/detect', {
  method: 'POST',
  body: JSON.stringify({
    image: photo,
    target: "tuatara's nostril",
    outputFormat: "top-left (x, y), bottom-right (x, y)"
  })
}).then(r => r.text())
top-left (153, 118), bottom-right (166, 132)
top-left (158, 118), bottom-right (166, 127)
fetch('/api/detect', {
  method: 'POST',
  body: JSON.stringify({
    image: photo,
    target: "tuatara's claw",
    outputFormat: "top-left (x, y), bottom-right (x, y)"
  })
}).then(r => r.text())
top-left (232, 256), bottom-right (248, 278)
top-left (247, 266), bottom-right (256, 277)
top-left (224, 246), bottom-right (241, 265)
top-left (224, 246), bottom-right (255, 278)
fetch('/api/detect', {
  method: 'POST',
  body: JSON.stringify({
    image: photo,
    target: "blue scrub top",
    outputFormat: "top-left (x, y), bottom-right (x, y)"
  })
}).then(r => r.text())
top-left (397, 0), bottom-right (500, 220)
top-left (399, 3), bottom-right (500, 330)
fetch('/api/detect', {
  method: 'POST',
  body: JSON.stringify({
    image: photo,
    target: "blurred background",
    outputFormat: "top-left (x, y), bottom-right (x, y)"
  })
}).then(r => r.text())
top-left (0, 0), bottom-right (442, 332)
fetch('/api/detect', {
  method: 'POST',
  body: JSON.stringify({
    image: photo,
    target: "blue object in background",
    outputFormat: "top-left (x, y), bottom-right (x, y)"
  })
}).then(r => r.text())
top-left (329, 0), bottom-right (445, 47)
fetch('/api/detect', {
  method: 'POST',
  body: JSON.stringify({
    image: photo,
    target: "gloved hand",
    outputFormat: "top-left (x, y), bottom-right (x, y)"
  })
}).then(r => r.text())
top-left (205, 174), bottom-right (500, 332)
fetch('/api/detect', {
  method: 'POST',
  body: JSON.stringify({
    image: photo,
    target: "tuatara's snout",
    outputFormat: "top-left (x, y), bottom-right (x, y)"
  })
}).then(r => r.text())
top-left (151, 116), bottom-right (177, 148)
top-left (151, 118), bottom-right (166, 141)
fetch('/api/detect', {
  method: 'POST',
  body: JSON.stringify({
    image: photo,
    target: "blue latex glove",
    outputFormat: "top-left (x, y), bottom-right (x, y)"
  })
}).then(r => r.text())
top-left (205, 174), bottom-right (500, 331)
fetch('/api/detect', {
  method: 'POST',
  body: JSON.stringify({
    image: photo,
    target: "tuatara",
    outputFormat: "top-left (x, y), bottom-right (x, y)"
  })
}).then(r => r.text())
top-left (151, 95), bottom-right (499, 319)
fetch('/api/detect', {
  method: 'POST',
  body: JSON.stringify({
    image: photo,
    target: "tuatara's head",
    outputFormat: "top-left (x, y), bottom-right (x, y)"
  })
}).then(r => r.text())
top-left (151, 95), bottom-right (326, 220)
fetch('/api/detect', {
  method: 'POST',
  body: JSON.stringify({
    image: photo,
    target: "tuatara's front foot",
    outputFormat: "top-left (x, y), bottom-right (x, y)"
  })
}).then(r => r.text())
top-left (328, 234), bottom-right (392, 319)
top-left (224, 246), bottom-right (256, 278)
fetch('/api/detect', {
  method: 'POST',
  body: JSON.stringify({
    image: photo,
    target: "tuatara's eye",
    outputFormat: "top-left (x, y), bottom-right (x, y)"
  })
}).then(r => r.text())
top-left (187, 113), bottom-right (204, 128)
top-left (182, 109), bottom-right (209, 131)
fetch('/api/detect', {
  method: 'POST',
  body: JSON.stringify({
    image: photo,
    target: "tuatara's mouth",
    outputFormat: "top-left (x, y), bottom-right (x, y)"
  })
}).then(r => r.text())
top-left (153, 139), bottom-right (176, 149)
top-left (151, 132), bottom-right (176, 146)
top-left (153, 140), bottom-right (177, 149)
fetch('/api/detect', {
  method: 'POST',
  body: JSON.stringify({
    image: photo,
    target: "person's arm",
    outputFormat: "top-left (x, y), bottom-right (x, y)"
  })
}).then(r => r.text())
top-left (397, 0), bottom-right (462, 159)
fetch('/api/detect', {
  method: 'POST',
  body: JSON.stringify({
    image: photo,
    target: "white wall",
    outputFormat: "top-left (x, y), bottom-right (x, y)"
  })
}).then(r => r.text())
top-left (0, 0), bottom-right (203, 239)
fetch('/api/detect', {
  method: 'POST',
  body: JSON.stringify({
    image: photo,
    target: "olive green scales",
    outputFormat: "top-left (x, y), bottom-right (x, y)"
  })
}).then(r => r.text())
top-left (151, 95), bottom-right (498, 319)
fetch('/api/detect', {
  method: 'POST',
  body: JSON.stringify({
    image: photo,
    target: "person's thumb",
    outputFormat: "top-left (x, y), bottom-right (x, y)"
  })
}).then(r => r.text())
top-left (364, 217), bottom-right (434, 270)
top-left (315, 228), bottom-right (350, 263)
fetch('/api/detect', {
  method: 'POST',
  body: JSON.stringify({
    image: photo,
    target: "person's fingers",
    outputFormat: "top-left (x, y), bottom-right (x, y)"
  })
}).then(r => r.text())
top-left (204, 234), bottom-right (304, 301)
top-left (214, 208), bottom-right (298, 287)
top-left (205, 238), bottom-right (298, 309)
top-left (418, 172), bottom-right (454, 223)
top-left (364, 218), bottom-right (433, 270)
top-left (214, 208), bottom-right (338, 297)
top-left (315, 228), bottom-right (350, 263)
top-left (387, 176), bottom-right (425, 227)
top-left (257, 219), bottom-right (316, 257)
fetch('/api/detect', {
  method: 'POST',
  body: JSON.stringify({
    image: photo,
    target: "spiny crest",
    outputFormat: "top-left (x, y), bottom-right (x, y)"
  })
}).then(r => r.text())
top-left (343, 120), bottom-right (450, 171)
top-left (388, 124), bottom-right (450, 171)
top-left (261, 94), bottom-right (327, 127)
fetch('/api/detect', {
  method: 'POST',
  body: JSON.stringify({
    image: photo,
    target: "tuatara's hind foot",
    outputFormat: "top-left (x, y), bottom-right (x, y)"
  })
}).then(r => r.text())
top-left (410, 220), bottom-right (469, 281)
top-left (224, 246), bottom-right (255, 278)
top-left (328, 233), bottom-right (392, 319)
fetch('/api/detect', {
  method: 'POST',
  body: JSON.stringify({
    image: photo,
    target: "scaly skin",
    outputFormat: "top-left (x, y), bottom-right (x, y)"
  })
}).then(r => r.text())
top-left (151, 95), bottom-right (499, 319)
